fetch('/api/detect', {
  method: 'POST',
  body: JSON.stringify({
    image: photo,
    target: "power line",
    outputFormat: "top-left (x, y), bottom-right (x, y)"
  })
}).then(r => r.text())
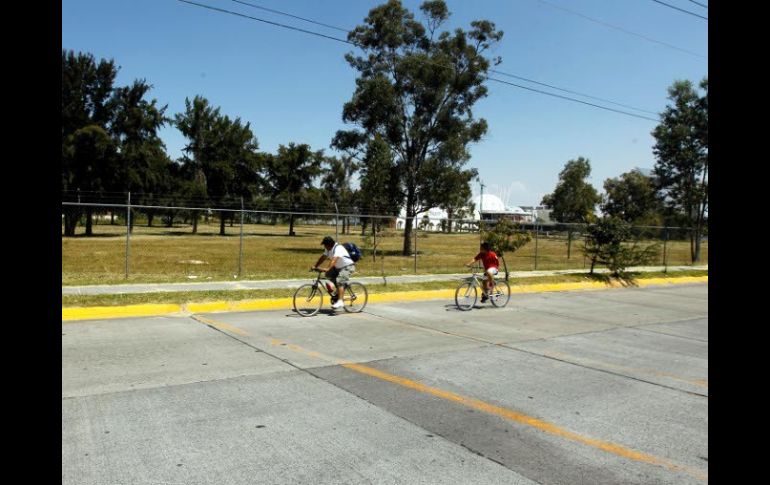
top-left (176, 0), bottom-right (354, 46)
top-left (487, 77), bottom-right (660, 122)
top-left (488, 71), bottom-right (659, 115)
top-left (175, 0), bottom-right (660, 122)
top-left (227, 0), bottom-right (349, 33)
top-left (535, 0), bottom-right (706, 59)
top-left (647, 0), bottom-right (708, 20)
top-left (686, 0), bottom-right (708, 8)
top-left (224, 0), bottom-right (659, 116)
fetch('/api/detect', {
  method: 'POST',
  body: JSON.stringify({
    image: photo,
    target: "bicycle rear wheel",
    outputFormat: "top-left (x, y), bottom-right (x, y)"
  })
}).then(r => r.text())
top-left (343, 282), bottom-right (368, 313)
top-left (489, 280), bottom-right (511, 307)
top-left (293, 284), bottom-right (323, 317)
top-left (455, 282), bottom-right (477, 311)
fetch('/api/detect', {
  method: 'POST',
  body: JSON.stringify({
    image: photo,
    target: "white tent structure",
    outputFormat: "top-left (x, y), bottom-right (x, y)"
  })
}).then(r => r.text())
top-left (395, 194), bottom-right (532, 231)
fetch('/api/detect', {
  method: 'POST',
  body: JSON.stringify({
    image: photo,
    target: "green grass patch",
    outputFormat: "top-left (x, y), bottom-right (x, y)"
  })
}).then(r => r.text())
top-left (61, 270), bottom-right (707, 307)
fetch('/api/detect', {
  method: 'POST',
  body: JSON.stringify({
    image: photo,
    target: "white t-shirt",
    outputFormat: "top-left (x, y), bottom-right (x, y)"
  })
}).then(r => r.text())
top-left (324, 243), bottom-right (354, 269)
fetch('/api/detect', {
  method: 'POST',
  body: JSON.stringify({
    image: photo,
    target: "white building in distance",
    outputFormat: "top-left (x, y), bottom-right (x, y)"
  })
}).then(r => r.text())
top-left (395, 194), bottom-right (533, 231)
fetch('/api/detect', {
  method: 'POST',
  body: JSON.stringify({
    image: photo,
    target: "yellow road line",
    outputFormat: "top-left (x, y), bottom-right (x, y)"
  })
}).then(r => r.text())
top-left (193, 315), bottom-right (251, 337)
top-left (263, 336), bottom-right (706, 482)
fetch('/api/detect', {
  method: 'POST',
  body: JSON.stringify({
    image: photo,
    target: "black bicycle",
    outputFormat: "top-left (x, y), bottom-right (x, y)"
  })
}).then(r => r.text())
top-left (454, 264), bottom-right (511, 311)
top-left (293, 268), bottom-right (369, 317)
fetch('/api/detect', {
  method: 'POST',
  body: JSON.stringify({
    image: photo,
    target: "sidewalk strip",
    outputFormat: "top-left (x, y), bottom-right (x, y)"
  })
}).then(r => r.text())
top-left (62, 276), bottom-right (707, 321)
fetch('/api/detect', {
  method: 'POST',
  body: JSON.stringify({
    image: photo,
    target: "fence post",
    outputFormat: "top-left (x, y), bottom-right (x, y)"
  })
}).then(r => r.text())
top-left (238, 197), bottom-right (244, 278)
top-left (534, 224), bottom-right (539, 270)
top-left (334, 202), bottom-right (339, 240)
top-left (125, 192), bottom-right (131, 279)
top-left (663, 227), bottom-right (669, 273)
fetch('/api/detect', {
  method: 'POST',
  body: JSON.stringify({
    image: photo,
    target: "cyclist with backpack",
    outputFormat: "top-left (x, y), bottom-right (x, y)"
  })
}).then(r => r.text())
top-left (312, 236), bottom-right (357, 309)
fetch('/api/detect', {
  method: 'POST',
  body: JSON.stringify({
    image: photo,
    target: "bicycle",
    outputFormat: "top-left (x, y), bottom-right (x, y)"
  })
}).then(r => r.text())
top-left (454, 264), bottom-right (511, 311)
top-left (293, 268), bottom-right (369, 317)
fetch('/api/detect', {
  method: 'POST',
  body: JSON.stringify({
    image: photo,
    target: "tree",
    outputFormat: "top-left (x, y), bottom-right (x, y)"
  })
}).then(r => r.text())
top-left (321, 156), bottom-right (358, 235)
top-left (581, 217), bottom-right (660, 276)
top-left (435, 168), bottom-right (477, 233)
top-left (62, 125), bottom-right (118, 236)
top-left (652, 78), bottom-right (708, 263)
top-left (110, 79), bottom-right (171, 231)
top-left (601, 169), bottom-right (664, 226)
top-left (482, 218), bottom-right (531, 277)
top-left (541, 157), bottom-right (601, 258)
top-left (61, 50), bottom-right (119, 236)
top-left (175, 96), bottom-right (262, 235)
top-left (358, 136), bottom-right (402, 238)
top-left (265, 143), bottom-right (324, 236)
top-left (332, 0), bottom-right (503, 255)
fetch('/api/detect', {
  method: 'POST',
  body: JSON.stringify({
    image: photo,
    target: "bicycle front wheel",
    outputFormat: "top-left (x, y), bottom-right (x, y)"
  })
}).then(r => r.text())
top-left (343, 282), bottom-right (368, 313)
top-left (293, 284), bottom-right (323, 317)
top-left (455, 282), bottom-right (477, 311)
top-left (489, 280), bottom-right (511, 307)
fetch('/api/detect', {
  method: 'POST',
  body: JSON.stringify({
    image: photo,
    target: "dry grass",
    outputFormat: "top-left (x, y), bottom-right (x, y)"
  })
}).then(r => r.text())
top-left (62, 221), bottom-right (708, 285)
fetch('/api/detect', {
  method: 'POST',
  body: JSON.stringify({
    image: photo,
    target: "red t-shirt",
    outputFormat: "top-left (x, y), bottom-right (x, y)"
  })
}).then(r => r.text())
top-left (474, 250), bottom-right (499, 270)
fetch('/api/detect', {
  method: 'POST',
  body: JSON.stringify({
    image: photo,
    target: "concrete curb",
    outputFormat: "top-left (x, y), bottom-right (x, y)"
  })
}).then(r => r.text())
top-left (62, 275), bottom-right (708, 322)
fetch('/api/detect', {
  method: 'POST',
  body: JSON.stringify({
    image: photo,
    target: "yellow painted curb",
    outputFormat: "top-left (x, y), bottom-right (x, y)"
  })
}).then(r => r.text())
top-left (62, 276), bottom-right (707, 322)
top-left (62, 303), bottom-right (182, 322)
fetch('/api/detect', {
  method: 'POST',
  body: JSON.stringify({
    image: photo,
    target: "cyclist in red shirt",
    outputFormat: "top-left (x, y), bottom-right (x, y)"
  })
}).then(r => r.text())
top-left (465, 241), bottom-right (499, 303)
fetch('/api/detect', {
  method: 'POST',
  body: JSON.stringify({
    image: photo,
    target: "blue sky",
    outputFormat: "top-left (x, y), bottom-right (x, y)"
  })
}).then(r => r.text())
top-left (62, 0), bottom-right (708, 207)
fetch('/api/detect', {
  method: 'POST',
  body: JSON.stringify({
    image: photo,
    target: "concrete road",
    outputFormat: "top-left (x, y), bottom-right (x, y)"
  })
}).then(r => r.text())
top-left (62, 283), bottom-right (708, 485)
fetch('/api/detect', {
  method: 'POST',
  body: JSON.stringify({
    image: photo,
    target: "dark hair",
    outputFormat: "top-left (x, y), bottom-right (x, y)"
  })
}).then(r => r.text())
top-left (321, 236), bottom-right (335, 245)
top-left (480, 241), bottom-right (491, 250)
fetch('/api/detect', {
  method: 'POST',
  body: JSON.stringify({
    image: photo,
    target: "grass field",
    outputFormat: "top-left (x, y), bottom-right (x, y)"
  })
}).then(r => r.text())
top-left (62, 221), bottom-right (708, 285)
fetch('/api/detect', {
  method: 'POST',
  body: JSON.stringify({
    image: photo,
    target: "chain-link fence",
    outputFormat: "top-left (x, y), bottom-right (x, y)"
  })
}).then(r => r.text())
top-left (62, 199), bottom-right (708, 285)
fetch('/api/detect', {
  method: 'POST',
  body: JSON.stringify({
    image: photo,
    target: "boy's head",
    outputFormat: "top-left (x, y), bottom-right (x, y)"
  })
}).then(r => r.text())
top-left (480, 241), bottom-right (491, 252)
top-left (321, 236), bottom-right (335, 250)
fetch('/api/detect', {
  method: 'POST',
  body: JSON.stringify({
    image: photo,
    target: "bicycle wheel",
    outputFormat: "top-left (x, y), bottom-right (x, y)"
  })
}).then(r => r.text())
top-left (455, 282), bottom-right (477, 311)
top-left (293, 284), bottom-right (323, 317)
top-left (489, 280), bottom-right (511, 307)
top-left (343, 282), bottom-right (368, 313)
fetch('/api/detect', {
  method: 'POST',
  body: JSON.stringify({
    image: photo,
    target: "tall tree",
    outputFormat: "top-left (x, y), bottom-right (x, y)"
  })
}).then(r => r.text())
top-left (321, 156), bottom-right (358, 234)
top-left (175, 96), bottom-right (262, 235)
top-left (110, 79), bottom-right (171, 231)
top-left (601, 169), bottom-right (664, 226)
top-left (358, 136), bottom-right (402, 231)
top-left (541, 157), bottom-right (601, 258)
top-left (435, 167), bottom-right (477, 233)
top-left (333, 0), bottom-right (503, 255)
top-left (265, 143), bottom-right (323, 236)
top-left (652, 78), bottom-right (708, 263)
top-left (61, 50), bottom-right (119, 236)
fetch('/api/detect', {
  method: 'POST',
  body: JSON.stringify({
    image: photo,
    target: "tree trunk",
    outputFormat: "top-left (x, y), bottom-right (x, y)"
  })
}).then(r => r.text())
top-left (447, 208), bottom-right (454, 233)
top-left (289, 213), bottom-right (296, 236)
top-left (110, 212), bottom-right (115, 225)
top-left (192, 210), bottom-right (199, 234)
top-left (147, 211), bottom-right (155, 227)
top-left (63, 209), bottom-right (79, 237)
top-left (567, 230), bottom-right (573, 259)
top-left (402, 189), bottom-right (416, 256)
top-left (85, 208), bottom-right (93, 236)
top-left (219, 210), bottom-right (227, 236)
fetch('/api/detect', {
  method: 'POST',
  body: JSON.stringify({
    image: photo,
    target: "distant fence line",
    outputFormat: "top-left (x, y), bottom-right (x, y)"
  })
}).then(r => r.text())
top-left (62, 201), bottom-right (704, 280)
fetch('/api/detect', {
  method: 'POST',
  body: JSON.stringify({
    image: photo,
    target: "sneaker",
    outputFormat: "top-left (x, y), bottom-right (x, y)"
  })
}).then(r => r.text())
top-left (480, 294), bottom-right (488, 303)
top-left (330, 296), bottom-right (338, 304)
top-left (331, 300), bottom-right (344, 309)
